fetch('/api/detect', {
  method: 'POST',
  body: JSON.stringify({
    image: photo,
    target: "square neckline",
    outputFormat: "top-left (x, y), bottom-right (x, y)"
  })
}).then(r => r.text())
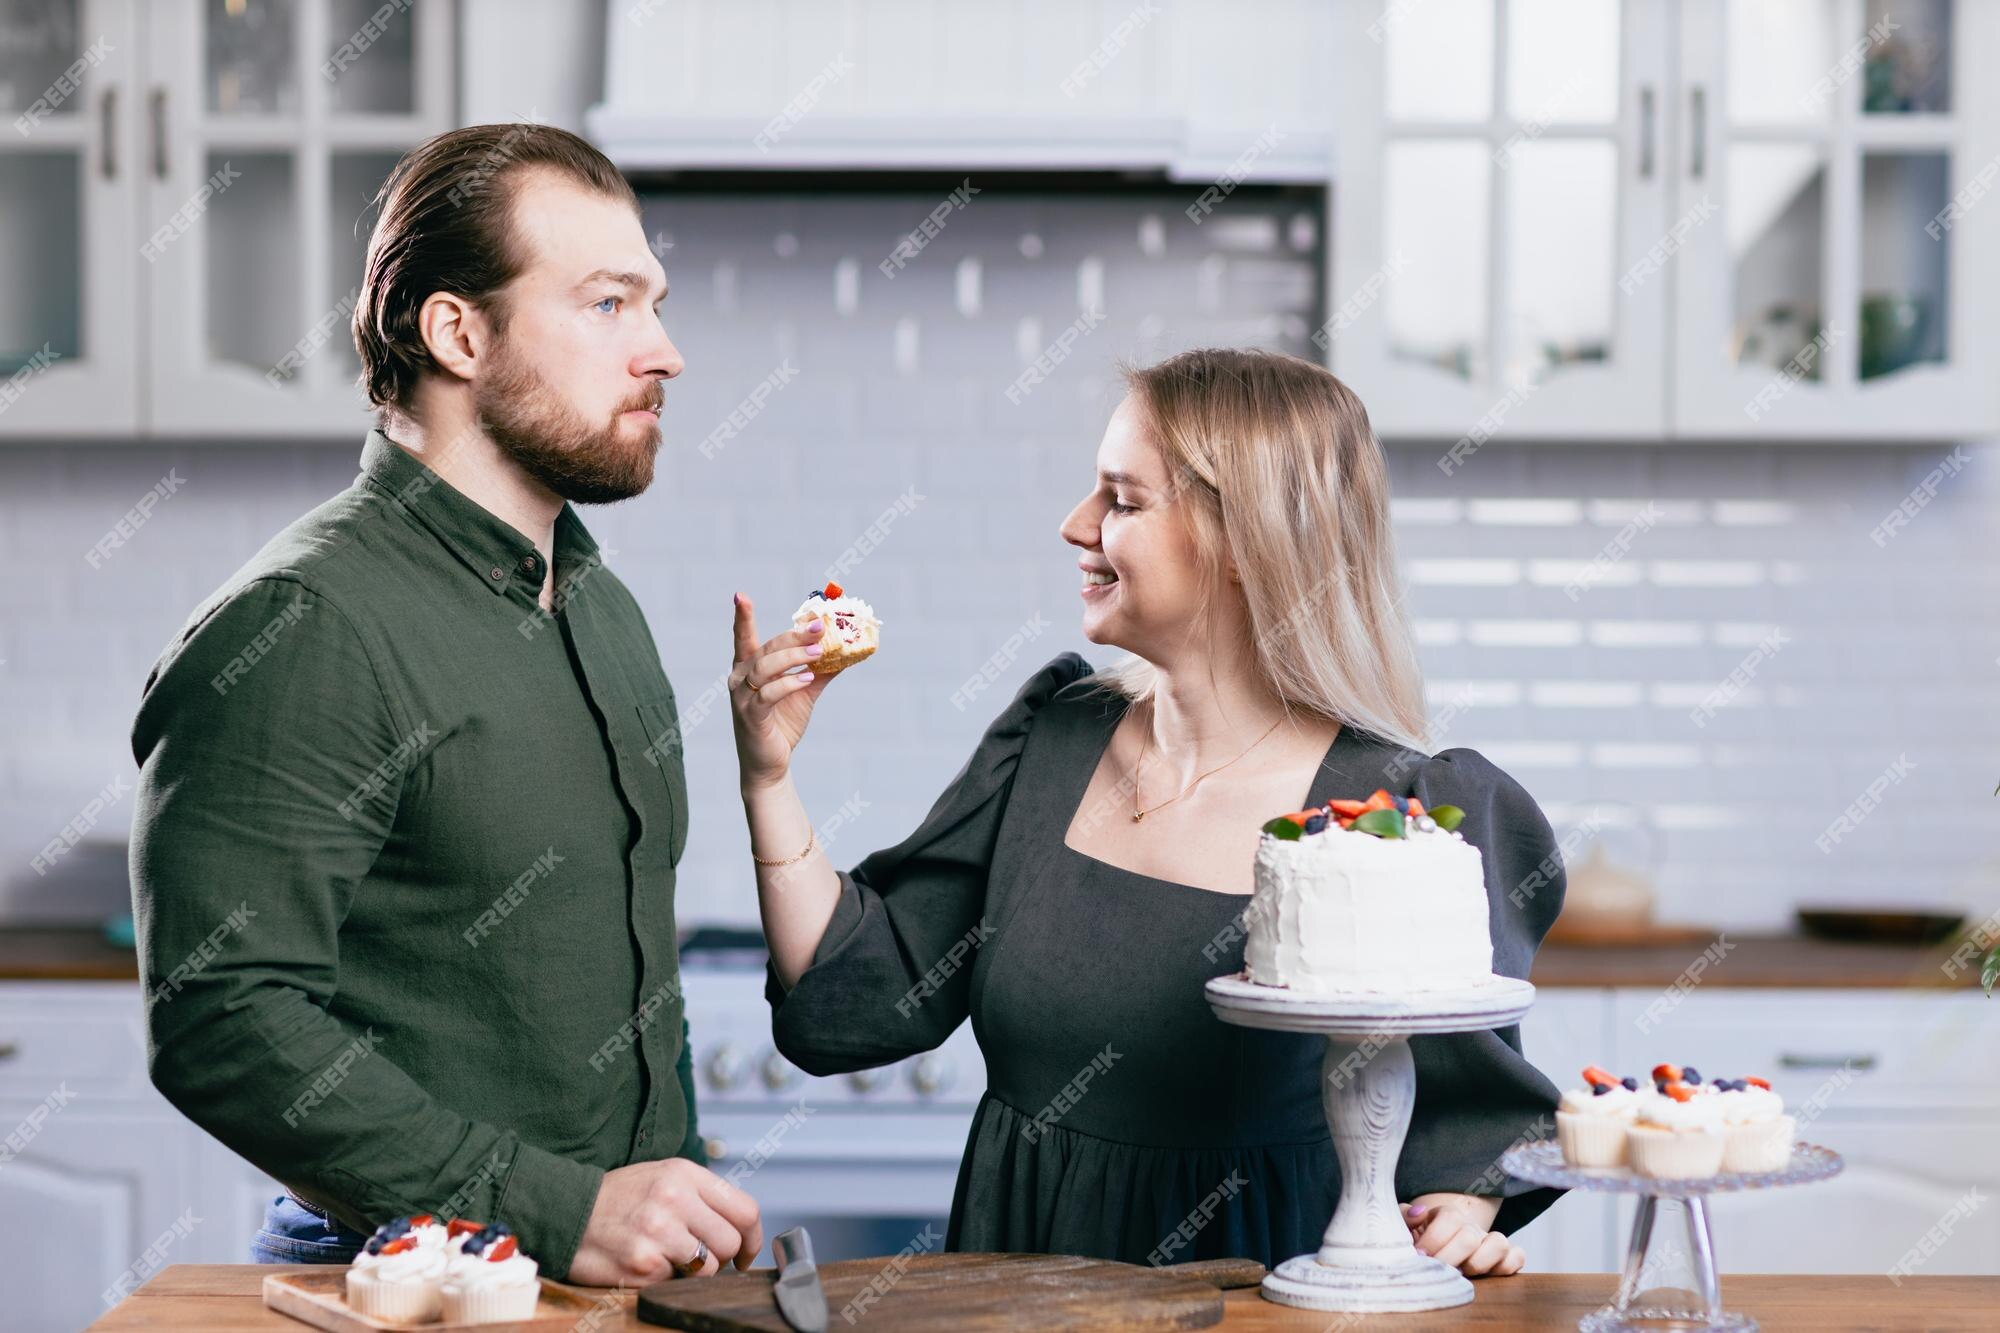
top-left (1056, 697), bottom-right (1354, 898)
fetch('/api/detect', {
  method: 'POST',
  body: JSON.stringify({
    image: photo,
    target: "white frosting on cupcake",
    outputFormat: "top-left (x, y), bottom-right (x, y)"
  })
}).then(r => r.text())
top-left (793, 593), bottom-right (880, 643)
top-left (443, 1247), bottom-right (540, 1289)
top-left (1636, 1094), bottom-right (1725, 1132)
top-left (1715, 1085), bottom-right (1786, 1123)
top-left (1559, 1085), bottom-right (1643, 1118)
top-left (349, 1241), bottom-right (447, 1285)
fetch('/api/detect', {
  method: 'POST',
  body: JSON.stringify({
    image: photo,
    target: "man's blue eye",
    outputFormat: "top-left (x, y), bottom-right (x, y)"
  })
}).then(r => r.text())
top-left (595, 297), bottom-right (618, 314)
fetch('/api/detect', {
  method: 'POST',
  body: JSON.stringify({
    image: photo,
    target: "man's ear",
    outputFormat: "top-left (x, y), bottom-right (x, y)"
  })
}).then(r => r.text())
top-left (416, 290), bottom-right (487, 383)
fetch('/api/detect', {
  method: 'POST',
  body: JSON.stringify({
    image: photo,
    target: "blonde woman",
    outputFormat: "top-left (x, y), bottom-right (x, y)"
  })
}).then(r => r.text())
top-left (728, 348), bottom-right (1562, 1276)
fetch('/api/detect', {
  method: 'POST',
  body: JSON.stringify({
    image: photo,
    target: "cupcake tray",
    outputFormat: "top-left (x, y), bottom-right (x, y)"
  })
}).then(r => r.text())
top-left (262, 1270), bottom-right (607, 1332)
top-left (1501, 1140), bottom-right (1845, 1332)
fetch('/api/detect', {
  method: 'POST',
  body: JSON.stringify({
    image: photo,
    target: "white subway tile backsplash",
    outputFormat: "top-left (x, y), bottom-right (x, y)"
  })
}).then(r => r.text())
top-left (3, 187), bottom-right (1993, 937)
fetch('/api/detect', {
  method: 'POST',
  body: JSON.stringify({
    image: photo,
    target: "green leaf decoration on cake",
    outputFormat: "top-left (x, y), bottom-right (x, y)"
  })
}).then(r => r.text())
top-left (1427, 804), bottom-right (1466, 832)
top-left (1260, 816), bottom-right (1303, 840)
top-left (1350, 808), bottom-right (1406, 839)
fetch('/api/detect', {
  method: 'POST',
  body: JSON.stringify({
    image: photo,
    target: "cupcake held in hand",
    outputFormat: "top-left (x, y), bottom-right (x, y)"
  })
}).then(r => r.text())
top-left (345, 1214), bottom-right (448, 1321)
top-left (1556, 1064), bottom-right (1646, 1168)
top-left (792, 581), bottom-right (879, 678)
top-left (439, 1221), bottom-right (541, 1324)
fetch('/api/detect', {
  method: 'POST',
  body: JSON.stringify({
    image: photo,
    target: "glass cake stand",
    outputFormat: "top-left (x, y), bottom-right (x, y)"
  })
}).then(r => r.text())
top-left (1501, 1139), bottom-right (1845, 1332)
top-left (1204, 971), bottom-right (1536, 1313)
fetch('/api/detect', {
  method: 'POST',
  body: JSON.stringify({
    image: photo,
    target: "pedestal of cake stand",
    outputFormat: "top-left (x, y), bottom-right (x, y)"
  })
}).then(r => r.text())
top-left (1204, 973), bottom-right (1536, 1313)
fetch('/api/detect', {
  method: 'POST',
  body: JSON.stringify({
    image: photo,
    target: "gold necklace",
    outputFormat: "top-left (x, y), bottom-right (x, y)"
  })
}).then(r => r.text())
top-left (1130, 710), bottom-right (1285, 822)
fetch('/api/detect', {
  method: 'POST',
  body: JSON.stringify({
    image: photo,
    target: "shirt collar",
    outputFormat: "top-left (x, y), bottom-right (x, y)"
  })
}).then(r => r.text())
top-left (358, 429), bottom-right (600, 597)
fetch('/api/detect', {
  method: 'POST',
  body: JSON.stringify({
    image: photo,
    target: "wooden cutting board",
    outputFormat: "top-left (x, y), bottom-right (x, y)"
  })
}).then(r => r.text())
top-left (637, 1253), bottom-right (1266, 1331)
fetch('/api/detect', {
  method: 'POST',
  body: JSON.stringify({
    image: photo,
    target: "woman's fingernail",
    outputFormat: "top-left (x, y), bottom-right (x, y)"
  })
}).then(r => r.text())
top-left (800, 672), bottom-right (815, 682)
top-left (808, 619), bottom-right (823, 633)
top-left (806, 643), bottom-right (823, 657)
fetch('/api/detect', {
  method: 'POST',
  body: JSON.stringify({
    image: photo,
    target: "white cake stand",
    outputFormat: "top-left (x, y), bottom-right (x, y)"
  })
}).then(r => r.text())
top-left (1205, 971), bottom-right (1536, 1313)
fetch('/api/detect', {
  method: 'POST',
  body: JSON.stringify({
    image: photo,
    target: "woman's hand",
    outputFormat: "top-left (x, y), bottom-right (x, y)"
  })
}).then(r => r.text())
top-left (1404, 1194), bottom-right (1524, 1278)
top-left (730, 593), bottom-right (832, 792)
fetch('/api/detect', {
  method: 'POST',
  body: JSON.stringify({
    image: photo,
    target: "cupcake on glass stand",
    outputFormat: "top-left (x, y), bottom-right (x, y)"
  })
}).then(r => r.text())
top-left (1205, 792), bottom-right (1535, 1313)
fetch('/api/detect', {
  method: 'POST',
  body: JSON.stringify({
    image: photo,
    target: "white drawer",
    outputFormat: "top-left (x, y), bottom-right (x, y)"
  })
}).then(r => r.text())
top-left (1609, 989), bottom-right (2000, 1111)
top-left (0, 982), bottom-right (156, 1102)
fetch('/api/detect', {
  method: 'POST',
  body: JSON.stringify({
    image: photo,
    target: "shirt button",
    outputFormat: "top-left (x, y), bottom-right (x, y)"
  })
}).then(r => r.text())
top-left (488, 567), bottom-right (504, 580)
top-left (519, 555), bottom-right (538, 573)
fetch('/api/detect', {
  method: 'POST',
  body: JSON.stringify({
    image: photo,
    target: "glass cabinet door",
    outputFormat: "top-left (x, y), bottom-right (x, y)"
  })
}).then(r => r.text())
top-left (1672, 0), bottom-right (1999, 437)
top-left (145, 0), bottom-right (453, 437)
top-left (1329, 0), bottom-right (1671, 442)
top-left (0, 0), bottom-right (140, 436)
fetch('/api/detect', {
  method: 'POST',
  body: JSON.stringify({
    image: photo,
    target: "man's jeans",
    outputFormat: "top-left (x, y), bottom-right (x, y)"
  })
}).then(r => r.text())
top-left (249, 1191), bottom-right (371, 1264)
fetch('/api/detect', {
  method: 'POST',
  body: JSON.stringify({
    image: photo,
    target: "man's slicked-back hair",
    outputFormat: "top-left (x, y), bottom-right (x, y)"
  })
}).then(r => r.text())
top-left (352, 122), bottom-right (639, 414)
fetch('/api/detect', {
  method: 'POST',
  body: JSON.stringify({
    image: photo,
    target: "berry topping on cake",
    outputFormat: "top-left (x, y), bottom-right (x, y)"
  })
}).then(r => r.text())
top-left (1582, 1065), bottom-right (1618, 1088)
top-left (378, 1235), bottom-right (417, 1256)
top-left (1303, 813), bottom-right (1328, 834)
top-left (1681, 1066), bottom-right (1702, 1085)
top-left (823, 581), bottom-right (844, 598)
top-left (447, 1218), bottom-right (485, 1239)
top-left (1621, 1076), bottom-right (1640, 1091)
top-left (1662, 1081), bottom-right (1696, 1103)
top-left (460, 1222), bottom-right (517, 1259)
top-left (1262, 793), bottom-right (1467, 841)
top-left (1745, 1076), bottom-right (1771, 1090)
top-left (1651, 1063), bottom-right (1681, 1083)
top-left (1590, 1082), bottom-right (1613, 1095)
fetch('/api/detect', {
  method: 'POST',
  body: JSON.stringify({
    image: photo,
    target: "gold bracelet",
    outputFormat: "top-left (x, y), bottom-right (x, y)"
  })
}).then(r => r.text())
top-left (752, 824), bottom-right (817, 868)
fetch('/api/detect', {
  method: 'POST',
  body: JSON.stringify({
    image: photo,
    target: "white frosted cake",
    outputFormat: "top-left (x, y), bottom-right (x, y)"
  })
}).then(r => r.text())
top-left (1243, 791), bottom-right (1496, 994)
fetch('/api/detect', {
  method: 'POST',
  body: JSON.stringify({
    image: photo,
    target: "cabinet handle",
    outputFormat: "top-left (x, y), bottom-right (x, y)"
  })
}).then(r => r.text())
top-left (1776, 1052), bottom-right (1877, 1072)
top-left (149, 87), bottom-right (168, 180)
top-left (1637, 84), bottom-right (1655, 179)
top-left (99, 87), bottom-right (118, 179)
top-left (1688, 84), bottom-right (1707, 179)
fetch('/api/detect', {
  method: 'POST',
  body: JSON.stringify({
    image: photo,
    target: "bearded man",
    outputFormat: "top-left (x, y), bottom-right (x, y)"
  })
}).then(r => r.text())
top-left (130, 124), bottom-right (760, 1287)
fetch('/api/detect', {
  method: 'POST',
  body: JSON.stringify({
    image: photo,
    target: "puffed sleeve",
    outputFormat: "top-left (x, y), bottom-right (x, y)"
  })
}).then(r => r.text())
top-left (1398, 747), bottom-right (1566, 1234)
top-left (766, 652), bottom-right (1095, 1075)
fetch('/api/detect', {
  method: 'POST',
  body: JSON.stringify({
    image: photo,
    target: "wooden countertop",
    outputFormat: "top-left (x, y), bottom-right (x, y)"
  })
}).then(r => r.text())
top-left (1528, 931), bottom-right (1979, 990)
top-left (91, 1265), bottom-right (2000, 1330)
top-left (0, 926), bottom-right (139, 980)
top-left (3, 925), bottom-right (1983, 989)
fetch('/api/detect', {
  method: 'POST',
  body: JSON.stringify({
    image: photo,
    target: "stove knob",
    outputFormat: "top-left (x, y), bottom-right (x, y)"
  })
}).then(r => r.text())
top-left (847, 1066), bottom-right (890, 1093)
top-left (909, 1053), bottom-right (953, 1097)
top-left (704, 1044), bottom-right (745, 1091)
top-left (761, 1050), bottom-right (801, 1091)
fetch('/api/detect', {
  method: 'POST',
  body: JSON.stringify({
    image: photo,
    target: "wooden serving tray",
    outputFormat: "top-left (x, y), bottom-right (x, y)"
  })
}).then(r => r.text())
top-left (638, 1253), bottom-right (1266, 1331)
top-left (262, 1270), bottom-right (608, 1332)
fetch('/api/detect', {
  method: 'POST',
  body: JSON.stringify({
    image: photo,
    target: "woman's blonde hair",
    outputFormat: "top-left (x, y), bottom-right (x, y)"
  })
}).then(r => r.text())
top-left (1088, 347), bottom-right (1430, 752)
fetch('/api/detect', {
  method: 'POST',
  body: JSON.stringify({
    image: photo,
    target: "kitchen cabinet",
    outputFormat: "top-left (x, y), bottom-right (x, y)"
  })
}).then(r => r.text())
top-left (1328, 0), bottom-right (2000, 441)
top-left (0, 982), bottom-right (277, 1333)
top-left (0, 0), bottom-right (455, 441)
top-left (0, 0), bottom-right (142, 434)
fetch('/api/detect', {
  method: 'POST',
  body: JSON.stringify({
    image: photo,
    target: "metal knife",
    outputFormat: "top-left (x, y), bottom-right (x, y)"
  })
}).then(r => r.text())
top-left (771, 1226), bottom-right (829, 1333)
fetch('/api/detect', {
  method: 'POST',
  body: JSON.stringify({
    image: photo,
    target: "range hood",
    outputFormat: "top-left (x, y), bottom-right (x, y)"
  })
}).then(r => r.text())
top-left (587, 0), bottom-right (1336, 182)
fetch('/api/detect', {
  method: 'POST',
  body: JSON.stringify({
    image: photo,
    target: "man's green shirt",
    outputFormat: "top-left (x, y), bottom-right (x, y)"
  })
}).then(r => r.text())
top-left (131, 431), bottom-right (700, 1278)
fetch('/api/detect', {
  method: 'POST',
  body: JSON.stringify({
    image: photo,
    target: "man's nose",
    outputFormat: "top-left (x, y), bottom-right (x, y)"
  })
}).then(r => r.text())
top-left (640, 327), bottom-right (684, 380)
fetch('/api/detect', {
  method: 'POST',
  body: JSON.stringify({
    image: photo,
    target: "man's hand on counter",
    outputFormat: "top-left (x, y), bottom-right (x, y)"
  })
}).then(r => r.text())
top-left (568, 1159), bottom-right (765, 1287)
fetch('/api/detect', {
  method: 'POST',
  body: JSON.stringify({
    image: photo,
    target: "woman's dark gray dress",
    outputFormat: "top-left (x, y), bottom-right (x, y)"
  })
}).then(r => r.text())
top-left (766, 653), bottom-right (1564, 1267)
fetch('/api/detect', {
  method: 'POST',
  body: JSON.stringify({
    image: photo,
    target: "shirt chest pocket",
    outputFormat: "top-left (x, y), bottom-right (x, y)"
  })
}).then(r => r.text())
top-left (634, 701), bottom-right (690, 868)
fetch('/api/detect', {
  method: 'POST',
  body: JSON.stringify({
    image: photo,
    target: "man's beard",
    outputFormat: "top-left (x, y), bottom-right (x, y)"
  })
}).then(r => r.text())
top-left (475, 344), bottom-right (663, 505)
